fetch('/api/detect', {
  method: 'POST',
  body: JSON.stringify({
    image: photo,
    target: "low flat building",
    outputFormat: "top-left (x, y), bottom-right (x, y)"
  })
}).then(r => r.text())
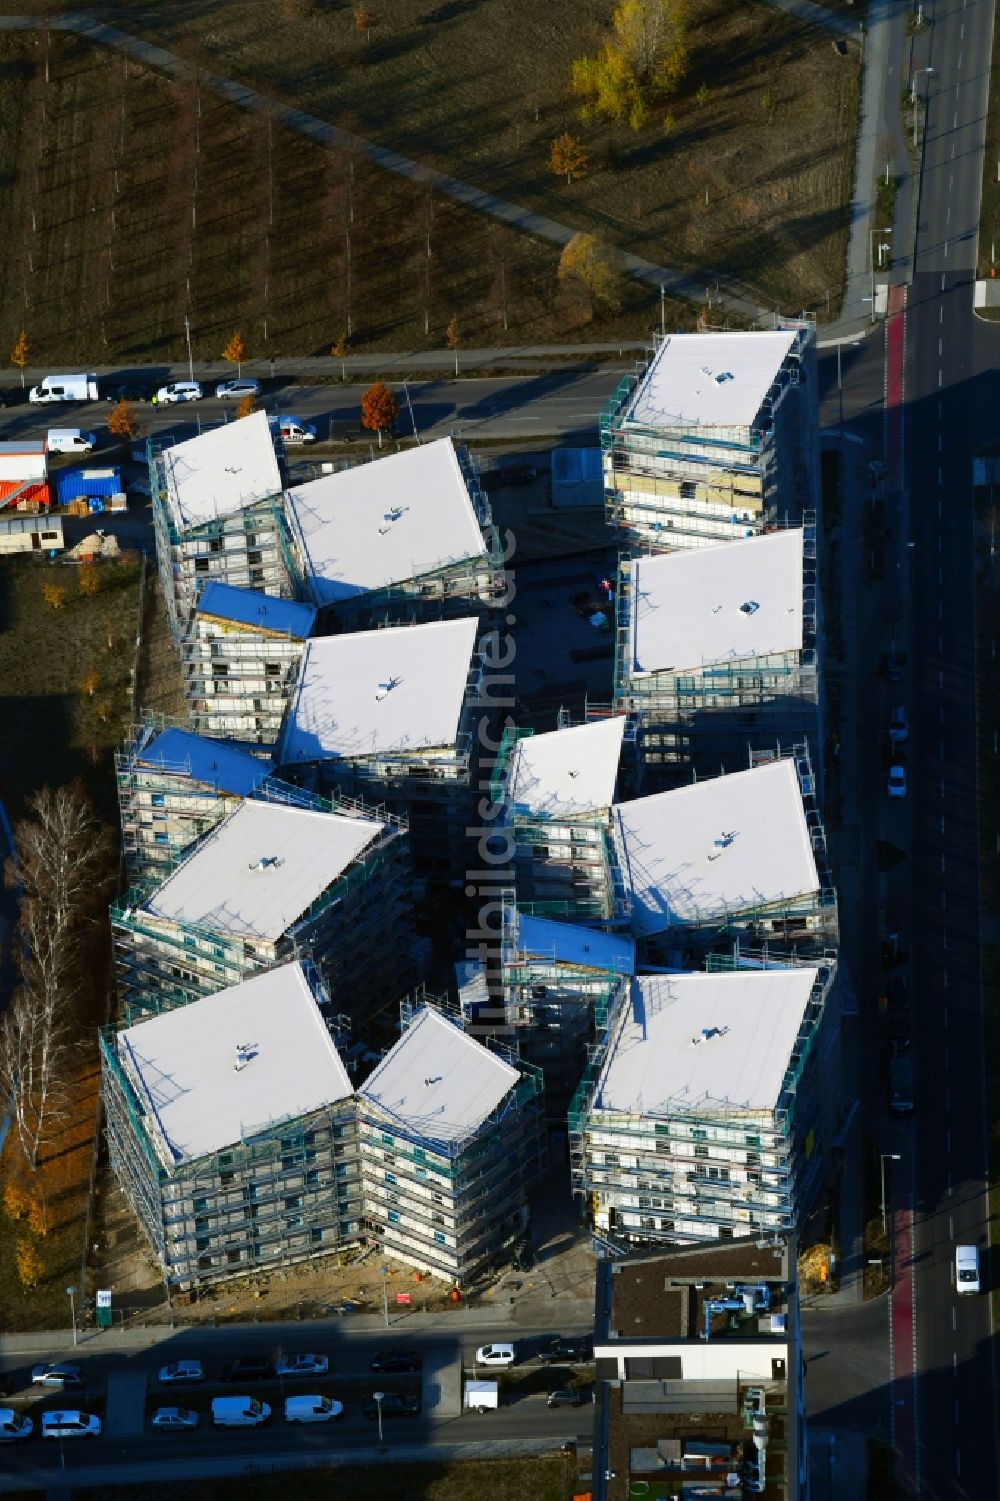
top-left (571, 965), bottom-right (838, 1247)
top-left (285, 437), bottom-right (501, 623)
top-left (181, 581), bottom-right (316, 746)
top-left (277, 617), bottom-right (483, 880)
top-left (602, 325), bottom-right (818, 552)
top-left (0, 510), bottom-right (62, 553)
top-left (614, 528), bottom-right (820, 782)
top-left (150, 411), bottom-right (294, 641)
top-left (591, 1237), bottom-right (807, 1501)
top-left (357, 1004), bottom-right (545, 1284)
top-left (100, 961), bottom-right (361, 1290)
top-left (611, 755), bottom-right (837, 961)
top-left (494, 716), bottom-right (629, 925)
top-left (116, 721), bottom-right (272, 887)
top-left (112, 795), bottom-right (414, 1029)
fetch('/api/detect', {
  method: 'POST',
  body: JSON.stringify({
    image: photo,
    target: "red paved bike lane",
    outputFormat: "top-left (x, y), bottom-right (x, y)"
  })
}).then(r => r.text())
top-left (891, 1197), bottom-right (919, 1495)
top-left (884, 284), bottom-right (907, 494)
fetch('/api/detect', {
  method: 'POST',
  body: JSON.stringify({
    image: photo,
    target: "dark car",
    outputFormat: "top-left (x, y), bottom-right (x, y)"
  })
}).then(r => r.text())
top-left (547, 1387), bottom-right (590, 1408)
top-left (885, 974), bottom-right (908, 1012)
top-left (537, 1337), bottom-right (593, 1364)
top-left (369, 1349), bottom-right (421, 1374)
top-left (221, 1356), bottom-right (273, 1382)
top-left (104, 381), bottom-right (154, 404)
top-left (888, 1012), bottom-right (910, 1050)
top-left (362, 1392), bottom-right (420, 1419)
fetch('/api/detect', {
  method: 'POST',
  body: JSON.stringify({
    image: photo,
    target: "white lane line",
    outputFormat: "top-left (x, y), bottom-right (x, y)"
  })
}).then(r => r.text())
top-left (943, 970), bottom-right (949, 990)
top-left (941, 850), bottom-right (946, 871)
top-left (954, 1352), bottom-right (959, 1375)
top-left (939, 534), bottom-right (944, 551)
top-left (952, 141), bottom-right (957, 159)
top-left (958, 52), bottom-right (963, 70)
top-left (938, 598), bottom-right (944, 619)
top-left (938, 498), bottom-right (943, 518)
top-left (939, 667), bottom-right (944, 688)
top-left (953, 1307), bottom-right (958, 1332)
top-left (942, 891), bottom-right (947, 911)
top-left (943, 929), bottom-right (949, 950)
top-left (939, 565), bottom-right (944, 586)
top-left (938, 432), bottom-right (943, 450)
top-left (954, 110), bottom-right (959, 128)
top-left (938, 468), bottom-right (944, 486)
top-left (938, 633), bottom-right (944, 652)
top-left (944, 1003), bottom-right (949, 1026)
top-left (940, 704), bottom-right (945, 722)
top-left (939, 369), bottom-right (944, 386)
top-left (938, 398), bottom-right (944, 415)
top-left (961, 20), bottom-right (965, 36)
top-left (946, 204), bottom-right (951, 226)
top-left (939, 338), bottom-right (944, 355)
top-left (940, 306), bottom-right (945, 323)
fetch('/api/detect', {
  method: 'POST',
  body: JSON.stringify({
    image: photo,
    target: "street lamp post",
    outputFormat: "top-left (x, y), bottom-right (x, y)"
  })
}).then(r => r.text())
top-left (880, 1153), bottom-right (901, 1235)
top-left (659, 283), bottom-right (666, 338)
top-left (380, 1265), bottom-right (389, 1327)
top-left (66, 1285), bottom-right (77, 1347)
top-left (910, 67), bottom-right (935, 147)
top-left (373, 1390), bottom-right (385, 1445)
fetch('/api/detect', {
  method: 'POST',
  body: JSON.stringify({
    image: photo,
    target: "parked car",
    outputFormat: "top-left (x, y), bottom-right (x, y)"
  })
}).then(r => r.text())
top-left (275, 1353), bottom-right (328, 1378)
top-left (153, 381), bottom-right (202, 405)
top-left (221, 1356), bottom-right (273, 1382)
top-left (151, 1407), bottom-right (199, 1432)
top-left (104, 381), bottom-right (155, 404)
top-left (215, 378), bottom-right (261, 401)
top-left (547, 1388), bottom-right (591, 1408)
top-left (0, 1409), bottom-right (32, 1442)
top-left (888, 706), bottom-right (908, 743)
top-left (475, 1343), bottom-right (516, 1369)
top-left (31, 1363), bottom-right (82, 1389)
top-left (537, 1337), bottom-right (592, 1364)
top-left (41, 1410), bottom-right (101, 1440)
top-left (157, 1360), bottom-right (204, 1385)
top-left (887, 764), bottom-right (907, 799)
top-left (362, 1392), bottom-right (420, 1419)
top-left (284, 1395), bottom-right (343, 1423)
top-left (370, 1349), bottom-right (421, 1374)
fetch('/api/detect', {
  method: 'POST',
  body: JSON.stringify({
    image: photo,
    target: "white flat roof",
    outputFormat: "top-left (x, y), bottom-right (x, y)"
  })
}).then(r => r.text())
top-left (507, 717), bottom-right (626, 818)
top-left (144, 798), bottom-right (384, 941)
top-left (629, 530), bottom-right (804, 676)
top-left (623, 330), bottom-right (799, 430)
top-left (359, 1007), bottom-right (520, 1144)
top-left (594, 968), bottom-right (819, 1116)
top-left (285, 438), bottom-right (488, 606)
top-left (118, 962), bottom-right (352, 1166)
top-left (279, 618), bottom-right (479, 764)
top-left (160, 410), bottom-right (282, 529)
top-left (612, 760), bottom-right (819, 938)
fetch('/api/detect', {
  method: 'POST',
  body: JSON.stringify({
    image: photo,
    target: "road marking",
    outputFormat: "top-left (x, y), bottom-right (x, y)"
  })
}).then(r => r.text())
top-left (940, 306), bottom-right (944, 323)
top-left (938, 598), bottom-right (943, 619)
top-left (961, 21), bottom-right (965, 36)
top-left (958, 52), bottom-right (962, 70)
top-left (938, 468), bottom-right (944, 486)
top-left (943, 970), bottom-right (948, 990)
top-left (941, 276), bottom-right (947, 293)
top-left (939, 668), bottom-right (944, 689)
top-left (938, 432), bottom-right (943, 449)
top-left (952, 141), bottom-right (957, 160)
top-left (952, 1308), bottom-right (957, 1331)
top-left (938, 398), bottom-right (944, 415)
top-left (943, 928), bottom-right (948, 950)
top-left (941, 851), bottom-right (946, 871)
top-left (938, 633), bottom-right (944, 652)
top-left (938, 369), bottom-right (944, 386)
top-left (939, 534), bottom-right (943, 552)
top-left (938, 565), bottom-right (944, 586)
top-left (946, 205), bottom-right (951, 226)
top-left (938, 498), bottom-right (943, 519)
top-left (944, 1003), bottom-right (949, 1025)
top-left (939, 337), bottom-right (944, 356)
top-left (954, 111), bottom-right (959, 129)
top-left (945, 240), bottom-right (950, 258)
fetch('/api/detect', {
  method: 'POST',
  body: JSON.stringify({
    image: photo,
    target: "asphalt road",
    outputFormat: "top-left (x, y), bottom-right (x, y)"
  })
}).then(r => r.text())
top-left (0, 1321), bottom-right (594, 1487)
top-left (0, 369), bottom-right (628, 450)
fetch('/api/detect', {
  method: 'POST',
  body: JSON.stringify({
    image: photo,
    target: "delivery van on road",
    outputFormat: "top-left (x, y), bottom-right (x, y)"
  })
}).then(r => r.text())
top-left (47, 429), bottom-right (97, 455)
top-left (29, 373), bottom-right (99, 404)
top-left (210, 1396), bottom-right (270, 1427)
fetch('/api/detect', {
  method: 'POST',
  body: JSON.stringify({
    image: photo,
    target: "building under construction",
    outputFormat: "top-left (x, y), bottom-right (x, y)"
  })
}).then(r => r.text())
top-left (111, 795), bottom-right (415, 1030)
top-left (277, 617), bottom-right (484, 881)
top-left (614, 526), bottom-right (821, 783)
top-left (357, 1004), bottom-right (545, 1284)
top-left (285, 437), bottom-right (503, 625)
top-left (181, 582), bottom-right (316, 746)
top-left (150, 411), bottom-right (297, 641)
top-left (601, 325), bottom-right (819, 552)
top-left (116, 719), bottom-right (273, 888)
top-left (570, 962), bottom-right (839, 1248)
top-left (491, 716), bottom-right (630, 926)
top-left (100, 961), bottom-right (362, 1290)
top-left (611, 752), bottom-right (837, 965)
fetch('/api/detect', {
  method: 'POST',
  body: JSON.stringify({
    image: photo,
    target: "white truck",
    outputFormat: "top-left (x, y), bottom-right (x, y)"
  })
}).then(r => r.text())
top-left (463, 1379), bottom-right (499, 1414)
top-left (29, 373), bottom-right (99, 404)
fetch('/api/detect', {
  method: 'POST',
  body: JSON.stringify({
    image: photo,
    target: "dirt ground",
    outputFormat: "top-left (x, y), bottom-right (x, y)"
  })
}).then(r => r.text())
top-left (0, 1), bottom-right (858, 364)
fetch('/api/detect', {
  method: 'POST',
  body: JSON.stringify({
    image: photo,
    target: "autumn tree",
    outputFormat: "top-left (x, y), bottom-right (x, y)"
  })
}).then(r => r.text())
top-left (360, 381), bottom-right (398, 448)
top-left (15, 1237), bottom-right (44, 1289)
top-left (28, 1196), bottom-right (50, 1238)
top-left (550, 133), bottom-right (589, 184)
top-left (223, 330), bottom-right (247, 378)
top-left (445, 314), bottom-right (460, 376)
top-left (78, 566), bottom-right (100, 600)
top-left (558, 232), bottom-right (622, 318)
top-left (10, 330), bottom-right (28, 389)
top-left (572, 0), bottom-right (688, 131)
top-left (80, 667), bottom-right (100, 698)
top-left (353, 4), bottom-right (380, 40)
top-left (236, 392), bottom-right (258, 420)
top-left (3, 1178), bottom-right (32, 1221)
top-left (107, 398), bottom-right (138, 439)
top-left (41, 582), bottom-right (65, 611)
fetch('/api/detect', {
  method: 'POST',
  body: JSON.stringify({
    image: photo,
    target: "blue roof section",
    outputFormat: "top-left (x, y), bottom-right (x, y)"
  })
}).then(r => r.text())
top-left (137, 727), bottom-right (272, 796)
top-left (515, 914), bottom-right (635, 975)
top-left (194, 582), bottom-right (316, 640)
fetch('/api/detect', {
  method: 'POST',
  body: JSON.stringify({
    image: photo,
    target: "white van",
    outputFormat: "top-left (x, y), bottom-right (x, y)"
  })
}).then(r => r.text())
top-left (0, 1409), bottom-right (32, 1442)
top-left (284, 1394), bottom-right (343, 1424)
top-left (47, 429), bottom-right (97, 455)
top-left (956, 1244), bottom-right (980, 1295)
top-left (211, 1396), bottom-right (271, 1427)
top-left (29, 373), bottom-right (99, 404)
top-left (269, 415), bottom-right (317, 445)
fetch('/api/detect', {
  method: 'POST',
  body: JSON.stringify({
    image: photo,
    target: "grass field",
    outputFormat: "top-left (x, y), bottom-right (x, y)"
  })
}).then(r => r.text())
top-left (0, 1), bottom-right (858, 364)
top-left (78, 1456), bottom-right (577, 1501)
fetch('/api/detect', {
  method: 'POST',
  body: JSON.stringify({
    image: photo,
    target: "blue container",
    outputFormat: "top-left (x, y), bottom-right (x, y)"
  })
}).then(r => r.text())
top-left (55, 466), bottom-right (123, 507)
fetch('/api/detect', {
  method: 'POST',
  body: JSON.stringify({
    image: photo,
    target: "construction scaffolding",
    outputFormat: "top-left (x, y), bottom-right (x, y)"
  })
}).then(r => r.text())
top-left (149, 433), bottom-right (300, 644)
top-left (613, 518), bottom-right (821, 781)
top-left (490, 724), bottom-right (631, 927)
top-left (357, 1001), bottom-right (546, 1284)
top-left (568, 959), bottom-right (837, 1250)
top-left (111, 800), bottom-right (416, 1030)
top-left (600, 322), bottom-right (819, 553)
top-left (100, 984), bottom-right (363, 1290)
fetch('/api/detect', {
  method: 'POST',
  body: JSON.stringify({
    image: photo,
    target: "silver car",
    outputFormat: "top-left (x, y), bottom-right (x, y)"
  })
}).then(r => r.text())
top-left (275, 1353), bottom-right (329, 1377)
top-left (157, 1359), bottom-right (204, 1385)
top-left (151, 1406), bottom-right (199, 1431)
top-left (215, 379), bottom-right (260, 401)
top-left (41, 1410), bottom-right (101, 1439)
top-left (31, 1363), bottom-right (82, 1389)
